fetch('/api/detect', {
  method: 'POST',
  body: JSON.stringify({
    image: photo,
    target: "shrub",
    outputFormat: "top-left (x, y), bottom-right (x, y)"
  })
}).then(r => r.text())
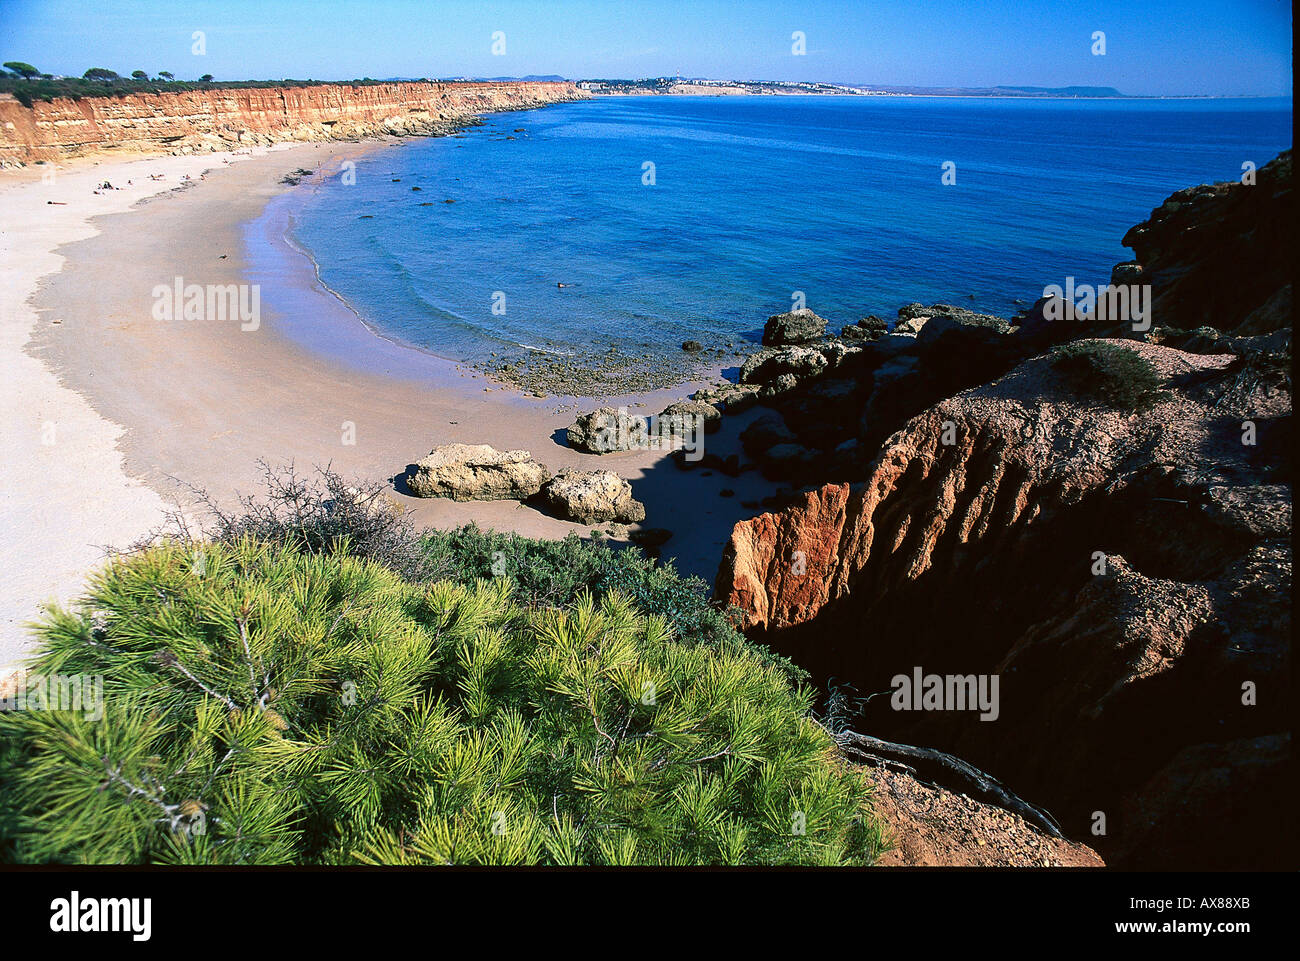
top-left (0, 540), bottom-right (884, 865)
top-left (149, 462), bottom-right (437, 583)
top-left (1051, 340), bottom-right (1167, 411)
top-left (147, 463), bottom-right (800, 680)
top-left (415, 524), bottom-right (800, 676)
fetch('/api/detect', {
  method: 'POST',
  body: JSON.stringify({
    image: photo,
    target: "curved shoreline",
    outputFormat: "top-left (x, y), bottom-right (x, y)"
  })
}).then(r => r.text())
top-left (255, 140), bottom-right (732, 398)
top-left (2, 140), bottom-right (765, 667)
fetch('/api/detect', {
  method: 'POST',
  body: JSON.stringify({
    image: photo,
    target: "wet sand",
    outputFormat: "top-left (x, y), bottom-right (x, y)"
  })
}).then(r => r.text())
top-left (2, 139), bottom-right (772, 666)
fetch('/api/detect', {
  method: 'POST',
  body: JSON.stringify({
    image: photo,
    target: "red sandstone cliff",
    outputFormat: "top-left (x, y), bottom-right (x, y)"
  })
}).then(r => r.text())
top-left (717, 339), bottom-right (1291, 868)
top-left (0, 80), bottom-right (589, 165)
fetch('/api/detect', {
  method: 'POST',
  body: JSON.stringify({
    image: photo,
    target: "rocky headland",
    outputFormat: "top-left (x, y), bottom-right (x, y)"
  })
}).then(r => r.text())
top-left (707, 151), bottom-right (1293, 869)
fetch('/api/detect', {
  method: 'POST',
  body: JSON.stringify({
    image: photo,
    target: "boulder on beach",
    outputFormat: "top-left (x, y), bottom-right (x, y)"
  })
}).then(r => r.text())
top-left (692, 382), bottom-right (761, 413)
top-left (658, 399), bottom-right (722, 435)
top-left (408, 443), bottom-right (550, 501)
top-left (762, 308), bottom-right (828, 346)
top-left (540, 469), bottom-right (646, 524)
top-left (740, 412), bottom-right (796, 454)
top-left (566, 407), bottom-right (649, 453)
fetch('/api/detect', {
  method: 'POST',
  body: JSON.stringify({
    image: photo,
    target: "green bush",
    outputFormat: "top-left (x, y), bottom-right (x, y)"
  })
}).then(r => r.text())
top-left (0, 539), bottom-right (883, 865)
top-left (1051, 340), bottom-right (1167, 411)
top-left (157, 463), bottom-right (801, 681)
top-left (416, 524), bottom-right (803, 677)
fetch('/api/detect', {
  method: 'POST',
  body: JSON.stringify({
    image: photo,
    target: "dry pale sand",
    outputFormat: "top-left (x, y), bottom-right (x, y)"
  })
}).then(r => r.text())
top-left (2, 139), bottom-right (773, 667)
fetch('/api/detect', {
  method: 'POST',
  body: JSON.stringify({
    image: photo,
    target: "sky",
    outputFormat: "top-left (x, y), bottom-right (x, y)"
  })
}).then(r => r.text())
top-left (1, 0), bottom-right (1292, 96)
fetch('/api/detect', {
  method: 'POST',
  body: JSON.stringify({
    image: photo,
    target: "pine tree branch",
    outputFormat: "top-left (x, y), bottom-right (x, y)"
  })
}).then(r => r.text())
top-left (154, 650), bottom-right (239, 711)
top-left (101, 760), bottom-right (185, 833)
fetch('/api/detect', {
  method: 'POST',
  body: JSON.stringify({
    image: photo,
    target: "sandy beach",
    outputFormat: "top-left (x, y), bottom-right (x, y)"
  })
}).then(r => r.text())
top-left (1, 138), bottom-right (772, 668)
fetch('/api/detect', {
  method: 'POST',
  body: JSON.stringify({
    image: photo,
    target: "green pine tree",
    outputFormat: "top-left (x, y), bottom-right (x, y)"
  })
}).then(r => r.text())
top-left (0, 538), bottom-right (886, 866)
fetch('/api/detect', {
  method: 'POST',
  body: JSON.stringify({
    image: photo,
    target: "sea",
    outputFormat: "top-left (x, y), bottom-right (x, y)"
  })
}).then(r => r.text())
top-left (252, 94), bottom-right (1293, 370)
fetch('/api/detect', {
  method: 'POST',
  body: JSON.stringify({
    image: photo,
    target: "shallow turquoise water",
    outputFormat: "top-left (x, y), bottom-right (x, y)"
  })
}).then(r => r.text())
top-left (271, 95), bottom-right (1292, 365)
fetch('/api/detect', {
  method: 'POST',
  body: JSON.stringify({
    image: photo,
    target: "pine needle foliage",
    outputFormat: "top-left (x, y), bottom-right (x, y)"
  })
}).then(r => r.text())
top-left (417, 524), bottom-right (806, 682)
top-left (0, 539), bottom-right (884, 866)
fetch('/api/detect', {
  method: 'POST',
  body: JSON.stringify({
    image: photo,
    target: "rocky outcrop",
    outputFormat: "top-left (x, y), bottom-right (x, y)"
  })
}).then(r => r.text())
top-left (841, 315), bottom-right (888, 341)
top-left (716, 339), bottom-right (1291, 867)
top-left (896, 302), bottom-right (1011, 334)
top-left (739, 341), bottom-right (862, 396)
top-left (1111, 149), bottom-right (1292, 337)
top-left (540, 470), bottom-right (645, 524)
top-left (703, 150), bottom-right (1293, 869)
top-left (762, 308), bottom-right (828, 346)
top-left (408, 443), bottom-right (550, 501)
top-left (0, 80), bottom-right (589, 165)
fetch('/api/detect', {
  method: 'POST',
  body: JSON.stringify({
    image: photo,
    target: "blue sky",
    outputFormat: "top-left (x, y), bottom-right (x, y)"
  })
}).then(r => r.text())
top-left (1, 0), bottom-right (1292, 96)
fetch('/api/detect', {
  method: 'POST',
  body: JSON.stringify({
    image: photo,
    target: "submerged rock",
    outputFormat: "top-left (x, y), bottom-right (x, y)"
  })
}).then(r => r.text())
top-left (408, 443), bottom-right (549, 500)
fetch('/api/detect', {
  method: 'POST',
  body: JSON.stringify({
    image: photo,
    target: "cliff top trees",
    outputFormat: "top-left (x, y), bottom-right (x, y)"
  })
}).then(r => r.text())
top-left (3, 61), bottom-right (39, 79)
top-left (83, 67), bottom-right (120, 82)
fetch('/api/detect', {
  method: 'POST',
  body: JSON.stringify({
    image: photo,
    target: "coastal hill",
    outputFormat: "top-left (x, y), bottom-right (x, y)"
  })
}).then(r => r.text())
top-left (0, 79), bottom-right (589, 165)
top-left (713, 151), bottom-right (1293, 869)
top-left (577, 78), bottom-right (1129, 97)
top-left (577, 77), bottom-right (864, 96)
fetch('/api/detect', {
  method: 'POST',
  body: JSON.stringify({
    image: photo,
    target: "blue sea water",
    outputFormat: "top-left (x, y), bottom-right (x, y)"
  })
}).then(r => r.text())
top-left (275, 95), bottom-right (1292, 366)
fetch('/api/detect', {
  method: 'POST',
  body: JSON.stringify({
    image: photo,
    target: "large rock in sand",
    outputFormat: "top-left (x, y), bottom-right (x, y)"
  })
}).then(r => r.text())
top-left (408, 444), bottom-right (550, 500)
top-left (566, 407), bottom-right (649, 453)
top-left (658, 399), bottom-right (722, 435)
top-left (540, 469), bottom-right (646, 524)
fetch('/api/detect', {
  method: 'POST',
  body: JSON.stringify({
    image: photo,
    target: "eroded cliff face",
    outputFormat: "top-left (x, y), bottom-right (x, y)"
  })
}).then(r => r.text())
top-left (0, 81), bottom-right (589, 165)
top-left (718, 340), bottom-right (1292, 868)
